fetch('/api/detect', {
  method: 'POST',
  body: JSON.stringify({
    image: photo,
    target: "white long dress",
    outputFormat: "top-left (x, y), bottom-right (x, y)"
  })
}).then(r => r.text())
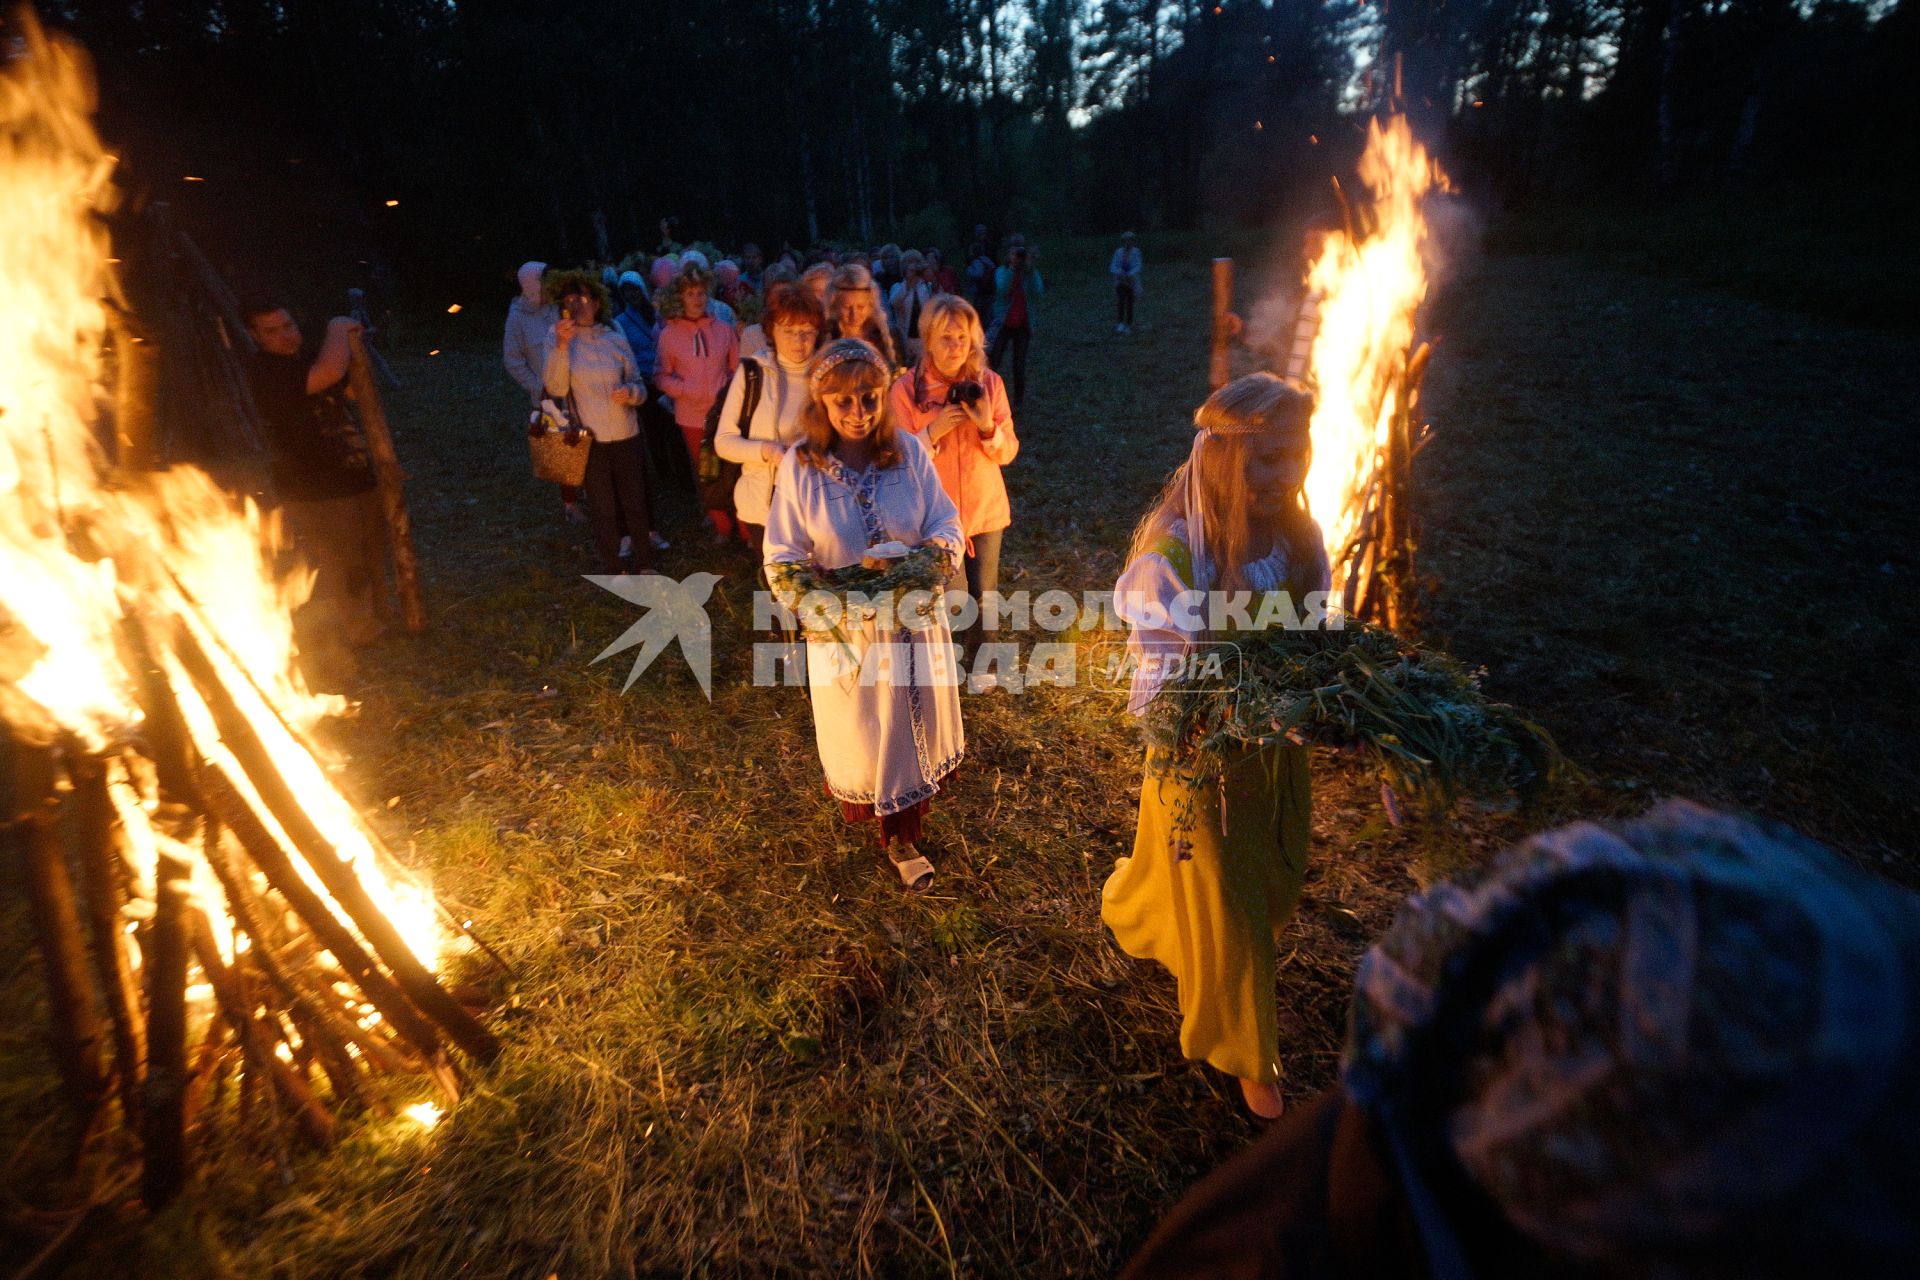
top-left (763, 432), bottom-right (966, 815)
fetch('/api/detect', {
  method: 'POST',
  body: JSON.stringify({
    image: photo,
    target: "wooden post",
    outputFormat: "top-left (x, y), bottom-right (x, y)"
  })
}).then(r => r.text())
top-left (70, 753), bottom-right (147, 1126)
top-left (1209, 258), bottom-right (1234, 390)
top-left (7, 733), bottom-right (108, 1122)
top-left (141, 852), bottom-right (192, 1208)
top-left (110, 308), bottom-right (162, 472)
top-left (117, 614), bottom-right (199, 805)
top-left (1382, 341), bottom-right (1433, 634)
top-left (346, 332), bottom-right (427, 633)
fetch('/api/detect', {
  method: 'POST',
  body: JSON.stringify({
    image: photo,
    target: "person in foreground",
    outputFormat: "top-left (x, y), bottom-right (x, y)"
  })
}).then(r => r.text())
top-left (1121, 799), bottom-right (1920, 1280)
top-left (763, 339), bottom-right (966, 892)
top-left (1106, 372), bottom-right (1329, 1120)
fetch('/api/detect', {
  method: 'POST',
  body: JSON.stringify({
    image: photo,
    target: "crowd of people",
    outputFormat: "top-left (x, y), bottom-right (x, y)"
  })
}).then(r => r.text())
top-left (501, 222), bottom-right (1075, 583)
top-left (492, 224), bottom-right (1066, 892)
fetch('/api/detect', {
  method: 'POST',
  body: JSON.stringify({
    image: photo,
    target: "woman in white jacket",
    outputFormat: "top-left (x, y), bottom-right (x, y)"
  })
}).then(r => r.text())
top-left (711, 284), bottom-right (825, 556)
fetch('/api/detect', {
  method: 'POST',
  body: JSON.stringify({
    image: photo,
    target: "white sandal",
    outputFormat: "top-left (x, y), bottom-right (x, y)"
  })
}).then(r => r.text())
top-left (890, 844), bottom-right (935, 893)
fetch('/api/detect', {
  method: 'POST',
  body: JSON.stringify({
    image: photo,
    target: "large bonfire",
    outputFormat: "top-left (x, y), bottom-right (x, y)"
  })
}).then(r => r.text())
top-left (1299, 115), bottom-right (1446, 625)
top-left (1, 13), bottom-right (491, 1208)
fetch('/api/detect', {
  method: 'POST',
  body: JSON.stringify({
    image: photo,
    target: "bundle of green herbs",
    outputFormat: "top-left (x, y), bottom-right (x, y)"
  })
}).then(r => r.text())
top-left (1139, 622), bottom-right (1564, 819)
top-left (767, 545), bottom-right (953, 635)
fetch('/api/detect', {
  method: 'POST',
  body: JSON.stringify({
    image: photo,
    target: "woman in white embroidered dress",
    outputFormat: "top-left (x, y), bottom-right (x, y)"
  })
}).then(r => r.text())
top-left (763, 339), bottom-right (966, 892)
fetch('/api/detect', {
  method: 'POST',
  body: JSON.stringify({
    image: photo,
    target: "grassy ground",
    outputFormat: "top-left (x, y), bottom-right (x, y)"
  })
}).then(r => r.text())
top-left (6, 232), bottom-right (1917, 1277)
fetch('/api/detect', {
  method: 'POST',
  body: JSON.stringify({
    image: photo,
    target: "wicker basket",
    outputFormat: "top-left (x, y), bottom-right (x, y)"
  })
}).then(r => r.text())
top-left (528, 425), bottom-right (594, 486)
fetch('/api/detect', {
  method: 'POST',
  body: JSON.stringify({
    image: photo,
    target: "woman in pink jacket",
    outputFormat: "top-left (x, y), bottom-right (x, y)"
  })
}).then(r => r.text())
top-left (887, 294), bottom-right (1018, 685)
top-left (654, 263), bottom-right (741, 538)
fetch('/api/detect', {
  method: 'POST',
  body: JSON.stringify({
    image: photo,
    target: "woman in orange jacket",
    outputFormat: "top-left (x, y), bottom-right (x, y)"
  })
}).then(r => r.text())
top-left (888, 294), bottom-right (1018, 685)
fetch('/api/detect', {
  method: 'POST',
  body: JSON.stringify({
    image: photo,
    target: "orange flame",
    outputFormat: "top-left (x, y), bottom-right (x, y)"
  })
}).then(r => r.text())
top-left (0, 18), bottom-right (441, 972)
top-left (1301, 116), bottom-right (1445, 603)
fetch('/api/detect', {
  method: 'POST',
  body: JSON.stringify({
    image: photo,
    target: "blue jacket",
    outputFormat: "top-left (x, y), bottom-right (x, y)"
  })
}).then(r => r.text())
top-left (991, 265), bottom-right (1044, 328)
top-left (615, 307), bottom-right (660, 379)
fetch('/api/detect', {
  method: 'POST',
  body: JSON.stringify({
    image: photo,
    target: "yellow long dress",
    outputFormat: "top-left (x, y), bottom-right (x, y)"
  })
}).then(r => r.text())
top-left (1104, 743), bottom-right (1311, 1084)
top-left (1102, 526), bottom-right (1317, 1085)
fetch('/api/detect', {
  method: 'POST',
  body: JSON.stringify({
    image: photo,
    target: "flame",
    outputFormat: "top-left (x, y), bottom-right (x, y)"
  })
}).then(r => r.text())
top-left (0, 18), bottom-right (441, 972)
top-left (1301, 116), bottom-right (1445, 602)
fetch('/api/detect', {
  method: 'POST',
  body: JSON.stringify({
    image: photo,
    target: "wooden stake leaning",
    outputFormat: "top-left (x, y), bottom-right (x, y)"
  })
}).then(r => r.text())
top-left (141, 852), bottom-right (192, 1209)
top-left (346, 331), bottom-right (427, 633)
top-left (10, 730), bottom-right (109, 1126)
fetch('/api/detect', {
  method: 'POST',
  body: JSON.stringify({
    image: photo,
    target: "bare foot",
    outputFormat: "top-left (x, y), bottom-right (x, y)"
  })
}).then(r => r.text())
top-left (1239, 1077), bottom-right (1284, 1119)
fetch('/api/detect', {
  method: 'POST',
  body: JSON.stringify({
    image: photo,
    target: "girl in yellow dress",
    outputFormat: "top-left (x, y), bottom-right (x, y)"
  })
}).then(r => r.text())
top-left (1105, 373), bottom-right (1329, 1119)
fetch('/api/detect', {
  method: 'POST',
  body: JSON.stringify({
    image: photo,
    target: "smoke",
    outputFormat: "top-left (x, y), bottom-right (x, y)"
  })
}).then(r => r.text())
top-left (1237, 228), bottom-right (1329, 371)
top-left (1419, 189), bottom-right (1483, 315)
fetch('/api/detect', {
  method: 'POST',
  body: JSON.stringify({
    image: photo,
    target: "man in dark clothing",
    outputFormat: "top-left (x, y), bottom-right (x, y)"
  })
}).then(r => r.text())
top-left (244, 303), bottom-right (386, 682)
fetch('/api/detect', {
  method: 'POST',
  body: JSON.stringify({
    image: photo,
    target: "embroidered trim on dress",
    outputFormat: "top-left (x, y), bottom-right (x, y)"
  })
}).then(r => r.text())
top-left (820, 454), bottom-right (889, 548)
top-left (822, 750), bottom-right (961, 816)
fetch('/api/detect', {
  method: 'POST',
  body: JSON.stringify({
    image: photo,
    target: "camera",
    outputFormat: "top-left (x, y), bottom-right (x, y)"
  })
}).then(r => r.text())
top-left (945, 380), bottom-right (985, 408)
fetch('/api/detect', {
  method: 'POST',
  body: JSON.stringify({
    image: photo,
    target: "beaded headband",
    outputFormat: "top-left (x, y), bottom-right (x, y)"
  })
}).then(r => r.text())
top-left (809, 341), bottom-right (886, 393)
top-left (1193, 398), bottom-right (1312, 439)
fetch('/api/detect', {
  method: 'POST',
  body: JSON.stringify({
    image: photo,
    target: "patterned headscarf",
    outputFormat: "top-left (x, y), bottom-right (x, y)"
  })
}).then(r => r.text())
top-left (1342, 800), bottom-right (1920, 1277)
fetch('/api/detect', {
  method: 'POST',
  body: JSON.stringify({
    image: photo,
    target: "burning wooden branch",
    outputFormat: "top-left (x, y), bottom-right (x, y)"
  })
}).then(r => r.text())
top-left (2, 588), bottom-right (499, 1210)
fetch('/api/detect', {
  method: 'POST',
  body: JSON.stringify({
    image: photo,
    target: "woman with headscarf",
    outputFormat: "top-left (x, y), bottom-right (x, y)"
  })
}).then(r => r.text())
top-left (503, 261), bottom-right (584, 522)
top-left (1122, 800), bottom-right (1920, 1279)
